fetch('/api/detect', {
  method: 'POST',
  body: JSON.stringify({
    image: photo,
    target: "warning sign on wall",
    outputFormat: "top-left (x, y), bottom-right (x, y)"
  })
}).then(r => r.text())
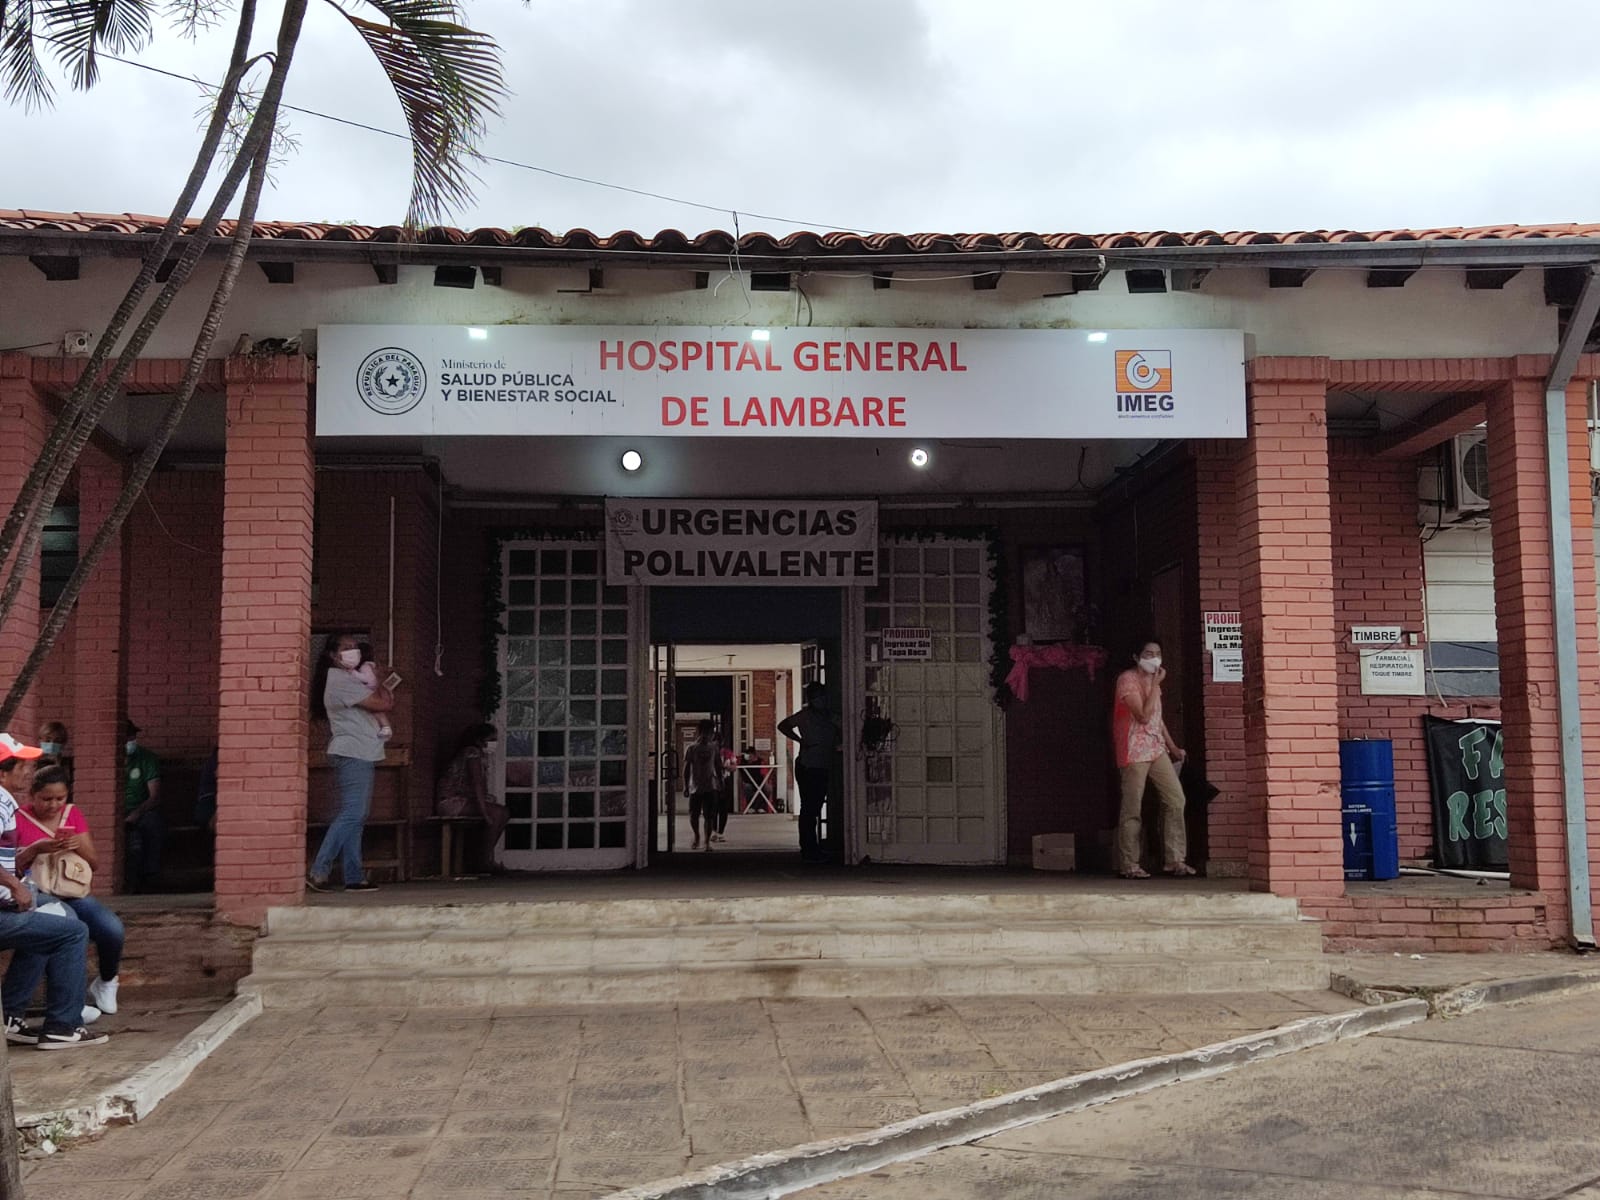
top-left (1360, 648), bottom-right (1425, 695)
top-left (881, 627), bottom-right (934, 661)
top-left (1204, 611), bottom-right (1241, 652)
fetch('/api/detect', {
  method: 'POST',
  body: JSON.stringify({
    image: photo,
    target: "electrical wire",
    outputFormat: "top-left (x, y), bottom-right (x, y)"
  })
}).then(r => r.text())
top-left (47, 44), bottom-right (879, 234)
top-left (140, 489), bottom-right (212, 554)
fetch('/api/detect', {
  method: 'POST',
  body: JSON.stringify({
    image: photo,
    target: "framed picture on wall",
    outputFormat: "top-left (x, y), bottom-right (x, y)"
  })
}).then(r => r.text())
top-left (1022, 548), bottom-right (1088, 642)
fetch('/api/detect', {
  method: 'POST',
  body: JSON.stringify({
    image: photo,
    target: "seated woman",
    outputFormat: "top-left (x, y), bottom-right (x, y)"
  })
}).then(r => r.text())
top-left (435, 723), bottom-right (510, 873)
top-left (15, 764), bottom-right (125, 1015)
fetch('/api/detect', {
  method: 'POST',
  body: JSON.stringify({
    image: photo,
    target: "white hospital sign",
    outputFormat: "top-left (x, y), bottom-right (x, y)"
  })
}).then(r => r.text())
top-left (316, 326), bottom-right (1246, 439)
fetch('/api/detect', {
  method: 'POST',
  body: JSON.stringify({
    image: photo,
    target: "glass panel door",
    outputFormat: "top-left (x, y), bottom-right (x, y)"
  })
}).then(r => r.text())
top-left (498, 541), bottom-right (634, 869)
top-left (862, 537), bottom-right (1002, 863)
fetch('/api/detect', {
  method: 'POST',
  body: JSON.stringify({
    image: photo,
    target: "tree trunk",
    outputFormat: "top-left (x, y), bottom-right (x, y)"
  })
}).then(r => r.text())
top-left (0, 0), bottom-right (259, 604)
top-left (0, 0), bottom-right (305, 727)
top-left (0, 1032), bottom-right (23, 1200)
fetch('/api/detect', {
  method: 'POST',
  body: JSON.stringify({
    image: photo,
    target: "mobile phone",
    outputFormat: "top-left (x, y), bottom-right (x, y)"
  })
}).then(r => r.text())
top-left (383, 671), bottom-right (402, 690)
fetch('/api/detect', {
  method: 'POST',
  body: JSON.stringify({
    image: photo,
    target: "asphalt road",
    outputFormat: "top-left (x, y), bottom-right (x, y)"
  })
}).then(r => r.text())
top-left (798, 988), bottom-right (1600, 1199)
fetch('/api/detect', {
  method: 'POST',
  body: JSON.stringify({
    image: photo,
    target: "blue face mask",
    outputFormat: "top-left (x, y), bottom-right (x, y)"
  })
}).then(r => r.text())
top-left (124, 740), bottom-right (138, 756)
top-left (39, 743), bottom-right (60, 756)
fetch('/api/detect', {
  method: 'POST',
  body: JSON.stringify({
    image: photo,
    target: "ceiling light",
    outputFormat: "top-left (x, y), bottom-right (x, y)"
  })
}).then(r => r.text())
top-left (1086, 331), bottom-right (1108, 343)
top-left (621, 450), bottom-right (643, 473)
top-left (751, 329), bottom-right (771, 341)
top-left (910, 447), bottom-right (930, 468)
top-left (467, 327), bottom-right (488, 340)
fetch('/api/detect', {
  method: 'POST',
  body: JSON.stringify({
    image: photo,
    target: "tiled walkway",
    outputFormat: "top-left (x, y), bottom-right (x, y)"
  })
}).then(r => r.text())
top-left (22, 990), bottom-right (1350, 1199)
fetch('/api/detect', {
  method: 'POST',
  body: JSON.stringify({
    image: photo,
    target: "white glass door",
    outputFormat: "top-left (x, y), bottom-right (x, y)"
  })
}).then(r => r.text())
top-left (497, 541), bottom-right (635, 869)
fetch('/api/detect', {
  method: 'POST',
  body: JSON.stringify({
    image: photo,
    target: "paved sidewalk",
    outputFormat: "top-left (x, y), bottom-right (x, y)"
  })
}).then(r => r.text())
top-left (20, 990), bottom-right (1348, 1199)
top-left (1330, 948), bottom-right (1600, 994)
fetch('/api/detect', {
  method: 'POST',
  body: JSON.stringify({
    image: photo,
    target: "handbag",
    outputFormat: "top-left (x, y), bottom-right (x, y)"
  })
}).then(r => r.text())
top-left (33, 850), bottom-right (92, 899)
top-left (31, 803), bottom-right (93, 899)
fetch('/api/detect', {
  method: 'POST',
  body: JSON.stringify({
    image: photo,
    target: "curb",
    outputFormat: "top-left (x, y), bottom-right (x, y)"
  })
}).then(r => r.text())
top-left (17, 992), bottom-right (262, 1151)
top-left (608, 999), bottom-right (1427, 1200)
top-left (1331, 968), bottom-right (1600, 1018)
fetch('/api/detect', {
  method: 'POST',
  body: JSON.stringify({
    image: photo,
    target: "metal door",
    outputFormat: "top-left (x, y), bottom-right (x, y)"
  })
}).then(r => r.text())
top-left (862, 537), bottom-right (1003, 863)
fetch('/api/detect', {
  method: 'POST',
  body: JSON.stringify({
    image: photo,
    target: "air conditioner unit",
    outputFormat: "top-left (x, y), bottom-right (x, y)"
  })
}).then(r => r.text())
top-left (1448, 429), bottom-right (1491, 516)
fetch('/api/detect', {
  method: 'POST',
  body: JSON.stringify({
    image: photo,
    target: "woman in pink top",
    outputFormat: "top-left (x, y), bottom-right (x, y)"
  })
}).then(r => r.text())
top-left (16, 765), bottom-right (124, 1013)
top-left (1111, 637), bottom-right (1193, 879)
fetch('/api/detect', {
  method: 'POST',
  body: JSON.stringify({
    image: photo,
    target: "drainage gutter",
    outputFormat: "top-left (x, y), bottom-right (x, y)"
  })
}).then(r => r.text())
top-left (1543, 263), bottom-right (1600, 950)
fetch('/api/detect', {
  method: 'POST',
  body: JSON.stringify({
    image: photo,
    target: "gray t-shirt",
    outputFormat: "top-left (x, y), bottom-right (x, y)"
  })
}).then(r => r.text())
top-left (785, 708), bottom-right (838, 770)
top-left (325, 668), bottom-right (385, 761)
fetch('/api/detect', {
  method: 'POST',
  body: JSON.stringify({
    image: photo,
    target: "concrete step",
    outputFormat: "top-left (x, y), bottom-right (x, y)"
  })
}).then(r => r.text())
top-left (263, 890), bottom-right (1303, 936)
top-left (240, 891), bottom-right (1328, 1008)
top-left (240, 951), bottom-right (1328, 1009)
top-left (248, 918), bottom-right (1323, 974)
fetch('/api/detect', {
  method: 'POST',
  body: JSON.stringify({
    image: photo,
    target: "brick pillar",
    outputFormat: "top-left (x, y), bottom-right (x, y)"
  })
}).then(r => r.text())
top-left (72, 446), bottom-right (127, 889)
top-left (1237, 359), bottom-right (1344, 898)
top-left (1192, 440), bottom-right (1247, 876)
top-left (214, 357), bottom-right (313, 925)
top-left (0, 356), bottom-right (52, 737)
top-left (1484, 365), bottom-right (1600, 939)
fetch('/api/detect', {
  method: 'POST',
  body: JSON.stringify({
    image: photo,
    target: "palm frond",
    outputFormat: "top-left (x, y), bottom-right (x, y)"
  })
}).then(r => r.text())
top-left (43, 0), bottom-right (155, 90)
top-left (331, 0), bottom-right (504, 227)
top-left (2, 0), bottom-right (54, 108)
top-left (164, 0), bottom-right (230, 38)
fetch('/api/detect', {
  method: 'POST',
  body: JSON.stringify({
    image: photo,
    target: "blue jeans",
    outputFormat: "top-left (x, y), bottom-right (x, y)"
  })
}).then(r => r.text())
top-left (0, 908), bottom-right (90, 1031)
top-left (796, 765), bottom-right (829, 860)
top-left (126, 809), bottom-right (166, 892)
top-left (62, 896), bottom-right (124, 981)
top-left (311, 755), bottom-right (375, 885)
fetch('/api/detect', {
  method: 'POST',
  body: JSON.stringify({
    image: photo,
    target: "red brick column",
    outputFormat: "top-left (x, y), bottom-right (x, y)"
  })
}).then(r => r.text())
top-left (72, 446), bottom-right (127, 888)
top-left (214, 357), bottom-right (314, 925)
top-left (1484, 366), bottom-right (1600, 939)
top-left (1237, 359), bottom-right (1344, 898)
top-left (1193, 440), bottom-right (1247, 876)
top-left (0, 356), bottom-right (53, 737)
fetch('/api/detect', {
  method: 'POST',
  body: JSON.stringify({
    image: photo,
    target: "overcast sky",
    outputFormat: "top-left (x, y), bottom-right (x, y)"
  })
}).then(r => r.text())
top-left (6, 0), bottom-right (1599, 238)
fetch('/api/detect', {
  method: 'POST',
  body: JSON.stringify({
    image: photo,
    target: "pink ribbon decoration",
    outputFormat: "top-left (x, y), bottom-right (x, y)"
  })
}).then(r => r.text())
top-left (1006, 643), bottom-right (1110, 702)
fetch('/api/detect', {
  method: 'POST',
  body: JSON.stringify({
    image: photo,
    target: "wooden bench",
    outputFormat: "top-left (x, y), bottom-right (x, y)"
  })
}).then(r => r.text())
top-left (427, 815), bottom-right (484, 879)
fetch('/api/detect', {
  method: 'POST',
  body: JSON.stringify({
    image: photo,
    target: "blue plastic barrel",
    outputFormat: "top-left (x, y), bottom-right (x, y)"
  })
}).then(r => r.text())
top-left (1339, 739), bottom-right (1399, 881)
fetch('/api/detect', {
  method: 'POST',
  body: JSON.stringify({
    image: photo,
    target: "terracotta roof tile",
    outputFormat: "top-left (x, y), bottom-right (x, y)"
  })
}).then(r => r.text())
top-left (5, 211), bottom-right (1600, 261)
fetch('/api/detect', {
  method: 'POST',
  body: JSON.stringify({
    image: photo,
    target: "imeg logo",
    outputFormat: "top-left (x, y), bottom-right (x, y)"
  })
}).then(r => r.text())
top-left (1113, 350), bottom-right (1174, 415)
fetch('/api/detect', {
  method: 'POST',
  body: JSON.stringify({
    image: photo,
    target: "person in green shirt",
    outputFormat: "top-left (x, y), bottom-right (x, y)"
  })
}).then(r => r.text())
top-left (122, 720), bottom-right (164, 893)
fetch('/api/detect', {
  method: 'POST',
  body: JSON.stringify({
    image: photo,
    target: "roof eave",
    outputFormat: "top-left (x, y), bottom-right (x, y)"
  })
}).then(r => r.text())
top-left (2, 227), bottom-right (1599, 273)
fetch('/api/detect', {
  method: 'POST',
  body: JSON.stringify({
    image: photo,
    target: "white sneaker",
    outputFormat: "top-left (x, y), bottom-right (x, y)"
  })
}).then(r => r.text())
top-left (88, 977), bottom-right (118, 1015)
top-left (80, 1005), bottom-right (101, 1025)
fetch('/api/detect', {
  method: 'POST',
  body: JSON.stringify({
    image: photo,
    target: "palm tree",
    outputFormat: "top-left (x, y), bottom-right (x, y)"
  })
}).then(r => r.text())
top-left (0, 5), bottom-right (504, 1188)
top-left (0, 0), bottom-right (507, 725)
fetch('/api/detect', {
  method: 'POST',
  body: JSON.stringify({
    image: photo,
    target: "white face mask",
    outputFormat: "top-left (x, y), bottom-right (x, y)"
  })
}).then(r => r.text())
top-left (124, 740), bottom-right (138, 755)
top-left (338, 649), bottom-right (362, 669)
top-left (483, 741), bottom-right (498, 753)
top-left (1138, 656), bottom-right (1162, 674)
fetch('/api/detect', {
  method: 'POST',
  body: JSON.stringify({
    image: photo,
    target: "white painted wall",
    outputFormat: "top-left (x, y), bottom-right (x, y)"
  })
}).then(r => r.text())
top-left (0, 256), bottom-right (1557, 367)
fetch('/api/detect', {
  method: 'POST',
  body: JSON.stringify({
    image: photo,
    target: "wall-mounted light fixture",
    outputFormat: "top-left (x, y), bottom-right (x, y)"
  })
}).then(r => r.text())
top-left (621, 450), bottom-right (644, 473)
top-left (910, 447), bottom-right (930, 468)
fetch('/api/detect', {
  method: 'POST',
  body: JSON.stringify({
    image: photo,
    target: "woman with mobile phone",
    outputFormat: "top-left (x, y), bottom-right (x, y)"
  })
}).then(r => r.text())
top-left (1111, 636), bottom-right (1193, 879)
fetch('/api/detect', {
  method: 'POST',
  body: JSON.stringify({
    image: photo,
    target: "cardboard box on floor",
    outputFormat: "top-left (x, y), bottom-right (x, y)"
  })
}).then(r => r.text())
top-left (1032, 833), bottom-right (1076, 872)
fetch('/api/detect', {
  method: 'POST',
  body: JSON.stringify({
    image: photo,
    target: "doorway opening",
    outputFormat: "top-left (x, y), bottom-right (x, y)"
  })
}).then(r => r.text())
top-left (649, 586), bottom-right (844, 863)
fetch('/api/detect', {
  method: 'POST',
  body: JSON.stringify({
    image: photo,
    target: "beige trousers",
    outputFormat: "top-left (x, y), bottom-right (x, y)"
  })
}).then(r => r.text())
top-left (1118, 753), bottom-right (1187, 872)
